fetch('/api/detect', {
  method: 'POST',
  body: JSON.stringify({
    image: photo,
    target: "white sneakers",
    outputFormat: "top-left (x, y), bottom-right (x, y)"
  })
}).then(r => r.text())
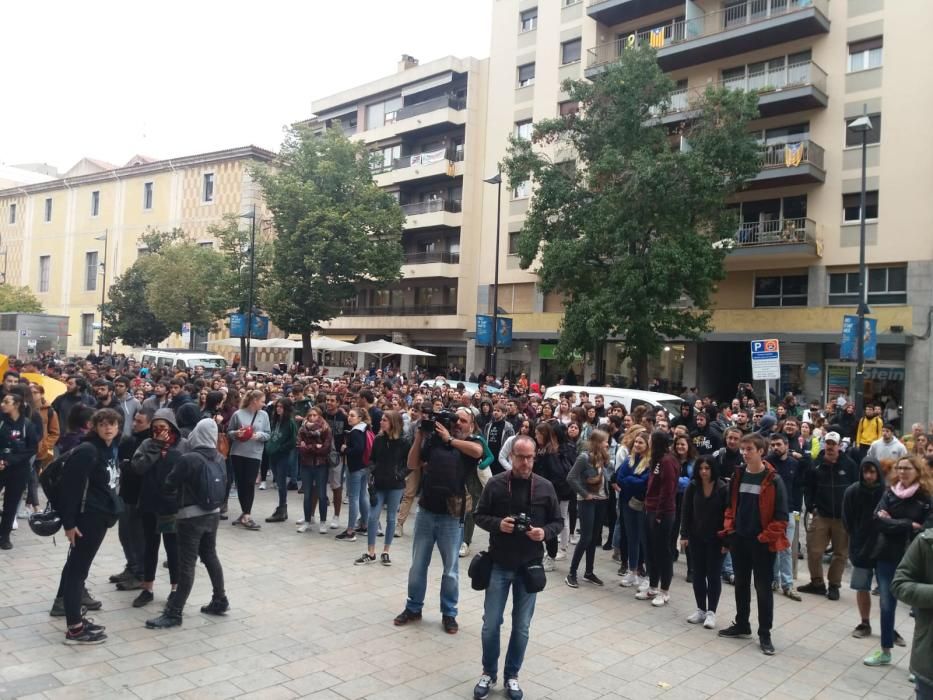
top-left (318, 523), bottom-right (329, 534)
top-left (554, 551), bottom-right (567, 561)
top-left (296, 518), bottom-right (306, 525)
top-left (651, 591), bottom-right (670, 607)
top-left (704, 611), bottom-right (717, 629)
top-left (329, 517), bottom-right (340, 529)
top-left (687, 609), bottom-right (706, 624)
top-left (543, 557), bottom-right (556, 572)
top-left (635, 587), bottom-right (657, 600)
top-left (258, 482), bottom-right (267, 490)
top-left (296, 524), bottom-right (309, 533)
top-left (620, 571), bottom-right (638, 587)
top-left (459, 543), bottom-right (470, 558)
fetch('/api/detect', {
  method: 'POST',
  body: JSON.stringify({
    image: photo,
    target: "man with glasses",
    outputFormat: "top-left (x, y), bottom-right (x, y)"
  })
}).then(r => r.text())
top-left (394, 407), bottom-right (483, 635)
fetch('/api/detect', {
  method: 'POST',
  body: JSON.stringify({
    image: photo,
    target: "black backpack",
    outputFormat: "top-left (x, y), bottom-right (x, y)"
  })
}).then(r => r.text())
top-left (38, 447), bottom-right (82, 513)
top-left (193, 452), bottom-right (227, 511)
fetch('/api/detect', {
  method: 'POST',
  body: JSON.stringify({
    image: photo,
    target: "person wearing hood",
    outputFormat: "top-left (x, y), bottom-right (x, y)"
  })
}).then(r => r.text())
top-left (891, 511), bottom-right (933, 698)
top-left (690, 411), bottom-right (722, 456)
top-left (145, 419), bottom-right (228, 629)
top-left (671, 403), bottom-right (695, 432)
top-left (174, 402), bottom-right (202, 438)
top-left (757, 414), bottom-right (777, 440)
top-left (131, 408), bottom-right (187, 609)
top-left (842, 457), bottom-right (885, 640)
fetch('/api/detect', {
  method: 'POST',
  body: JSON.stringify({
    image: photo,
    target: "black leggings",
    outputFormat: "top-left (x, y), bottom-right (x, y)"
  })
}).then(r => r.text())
top-left (231, 455), bottom-right (260, 514)
top-left (646, 511), bottom-right (675, 591)
top-left (691, 538), bottom-right (724, 612)
top-left (570, 499), bottom-right (607, 576)
top-left (141, 511), bottom-right (178, 585)
top-left (61, 512), bottom-right (109, 626)
top-left (0, 464), bottom-right (29, 538)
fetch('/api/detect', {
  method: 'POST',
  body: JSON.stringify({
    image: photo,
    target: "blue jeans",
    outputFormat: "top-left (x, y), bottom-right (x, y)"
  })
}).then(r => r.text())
top-left (482, 564), bottom-right (537, 680)
top-left (405, 509), bottom-right (462, 617)
top-left (369, 488), bottom-right (403, 549)
top-left (875, 558), bottom-right (898, 650)
top-left (270, 450), bottom-right (294, 508)
top-left (772, 518), bottom-right (795, 589)
top-left (301, 464), bottom-right (329, 522)
top-left (722, 551), bottom-right (734, 577)
top-left (346, 469), bottom-right (370, 532)
top-left (622, 500), bottom-right (647, 571)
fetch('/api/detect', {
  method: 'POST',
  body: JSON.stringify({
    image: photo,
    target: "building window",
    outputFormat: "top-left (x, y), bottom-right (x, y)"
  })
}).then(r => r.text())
top-left (365, 96), bottom-right (403, 129)
top-left (559, 100), bottom-right (579, 117)
top-left (561, 38), bottom-right (582, 65)
top-left (848, 37), bottom-right (883, 73)
top-left (44, 198), bottom-right (52, 223)
top-left (843, 190), bottom-right (879, 223)
top-left (517, 63), bottom-right (536, 88)
top-left (85, 251), bottom-right (99, 291)
top-left (8, 203), bottom-right (15, 224)
top-left (81, 314), bottom-right (95, 347)
top-left (514, 119), bottom-right (533, 141)
top-left (519, 8), bottom-right (537, 32)
top-left (143, 182), bottom-right (154, 210)
top-left (372, 144), bottom-right (401, 172)
top-left (845, 113), bottom-right (882, 147)
top-left (868, 266), bottom-right (907, 305)
top-left (90, 190), bottom-right (100, 217)
top-left (203, 173), bottom-right (214, 203)
top-left (508, 232), bottom-right (521, 255)
top-left (38, 256), bottom-right (50, 293)
top-left (828, 271), bottom-right (860, 306)
top-left (512, 180), bottom-right (531, 199)
top-left (754, 275), bottom-right (808, 308)
top-left (562, 0), bottom-right (581, 5)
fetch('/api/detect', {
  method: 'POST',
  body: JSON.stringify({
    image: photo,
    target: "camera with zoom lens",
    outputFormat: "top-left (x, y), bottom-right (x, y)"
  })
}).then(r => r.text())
top-left (420, 408), bottom-right (456, 434)
top-left (511, 512), bottom-right (531, 535)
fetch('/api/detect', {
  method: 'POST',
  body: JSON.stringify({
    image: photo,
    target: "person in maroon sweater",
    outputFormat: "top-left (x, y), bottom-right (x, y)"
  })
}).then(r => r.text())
top-left (636, 430), bottom-right (680, 607)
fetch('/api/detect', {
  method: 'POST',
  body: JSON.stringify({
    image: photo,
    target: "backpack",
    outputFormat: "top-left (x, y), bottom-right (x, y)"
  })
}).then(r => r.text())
top-left (195, 452), bottom-right (227, 511)
top-left (362, 428), bottom-right (375, 466)
top-left (38, 447), bottom-right (81, 513)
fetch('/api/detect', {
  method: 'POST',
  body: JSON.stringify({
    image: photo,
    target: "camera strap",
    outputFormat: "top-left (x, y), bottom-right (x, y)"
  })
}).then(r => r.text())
top-left (507, 470), bottom-right (533, 514)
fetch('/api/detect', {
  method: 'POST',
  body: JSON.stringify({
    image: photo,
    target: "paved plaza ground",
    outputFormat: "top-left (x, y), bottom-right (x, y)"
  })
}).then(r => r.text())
top-left (0, 488), bottom-right (920, 700)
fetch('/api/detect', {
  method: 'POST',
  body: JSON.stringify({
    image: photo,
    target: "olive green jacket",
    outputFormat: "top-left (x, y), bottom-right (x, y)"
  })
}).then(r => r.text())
top-left (892, 527), bottom-right (933, 686)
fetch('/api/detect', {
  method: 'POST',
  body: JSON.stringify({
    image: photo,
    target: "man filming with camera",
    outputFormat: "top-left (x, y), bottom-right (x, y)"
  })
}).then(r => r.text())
top-left (471, 435), bottom-right (563, 700)
top-left (394, 406), bottom-right (483, 635)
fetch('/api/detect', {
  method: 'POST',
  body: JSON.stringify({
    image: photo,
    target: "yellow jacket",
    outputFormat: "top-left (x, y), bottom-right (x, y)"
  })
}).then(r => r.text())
top-left (856, 416), bottom-right (882, 447)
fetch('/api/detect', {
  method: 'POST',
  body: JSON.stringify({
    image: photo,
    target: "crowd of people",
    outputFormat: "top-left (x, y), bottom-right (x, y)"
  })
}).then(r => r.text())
top-left (0, 354), bottom-right (931, 700)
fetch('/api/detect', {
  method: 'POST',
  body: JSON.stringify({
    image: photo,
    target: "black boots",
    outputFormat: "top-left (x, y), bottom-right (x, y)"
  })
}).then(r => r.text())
top-left (145, 607), bottom-right (183, 629)
top-left (200, 596), bottom-right (229, 616)
top-left (265, 506), bottom-right (288, 523)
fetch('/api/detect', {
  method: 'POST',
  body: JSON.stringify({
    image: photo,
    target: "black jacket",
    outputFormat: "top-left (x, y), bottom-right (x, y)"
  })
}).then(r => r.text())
top-left (370, 434), bottom-right (410, 490)
top-left (60, 434), bottom-right (120, 530)
top-left (117, 427), bottom-right (150, 504)
top-left (474, 471), bottom-right (563, 568)
top-left (680, 478), bottom-right (729, 542)
top-left (872, 488), bottom-right (933, 563)
top-left (164, 446), bottom-right (224, 516)
top-left (806, 453), bottom-right (857, 519)
top-left (769, 452), bottom-right (803, 512)
top-left (0, 413), bottom-right (41, 471)
top-left (842, 472), bottom-right (885, 568)
top-left (132, 415), bottom-right (187, 515)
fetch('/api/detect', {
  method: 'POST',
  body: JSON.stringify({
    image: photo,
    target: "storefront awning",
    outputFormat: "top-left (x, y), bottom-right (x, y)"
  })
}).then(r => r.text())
top-left (701, 332), bottom-right (914, 346)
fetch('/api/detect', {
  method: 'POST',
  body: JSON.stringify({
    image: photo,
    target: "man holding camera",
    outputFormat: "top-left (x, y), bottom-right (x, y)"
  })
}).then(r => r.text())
top-left (471, 435), bottom-right (563, 700)
top-left (394, 406), bottom-right (484, 634)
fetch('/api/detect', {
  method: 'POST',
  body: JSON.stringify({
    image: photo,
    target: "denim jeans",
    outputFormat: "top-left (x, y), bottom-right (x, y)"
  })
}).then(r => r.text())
top-left (405, 508), bottom-right (462, 617)
top-left (301, 464), bottom-right (329, 522)
top-left (369, 488), bottom-right (403, 549)
top-left (346, 469), bottom-right (370, 531)
top-left (270, 450), bottom-right (293, 508)
top-left (772, 518), bottom-right (795, 590)
top-left (481, 564), bottom-right (537, 681)
top-left (173, 513), bottom-right (225, 612)
top-left (622, 500), bottom-right (647, 572)
top-left (722, 551), bottom-right (734, 577)
top-left (875, 558), bottom-right (899, 650)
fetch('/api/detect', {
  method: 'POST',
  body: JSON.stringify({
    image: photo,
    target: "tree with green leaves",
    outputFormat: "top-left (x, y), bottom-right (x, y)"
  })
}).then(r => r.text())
top-left (503, 46), bottom-right (761, 383)
top-left (0, 284), bottom-right (43, 313)
top-left (254, 126), bottom-right (405, 365)
top-left (99, 262), bottom-right (170, 347)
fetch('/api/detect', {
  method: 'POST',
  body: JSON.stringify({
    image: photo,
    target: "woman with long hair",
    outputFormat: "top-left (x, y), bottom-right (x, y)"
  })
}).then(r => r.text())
top-left (672, 434), bottom-right (697, 580)
top-left (337, 407), bottom-right (371, 541)
top-left (0, 391), bottom-right (41, 549)
top-left (297, 406), bottom-right (332, 534)
top-left (863, 455), bottom-right (932, 667)
top-left (572, 407), bottom-right (592, 443)
top-left (498, 418), bottom-right (533, 472)
top-left (638, 430), bottom-right (679, 606)
top-left (565, 428), bottom-right (611, 588)
top-left (564, 421), bottom-right (582, 543)
top-left (226, 390), bottom-right (271, 530)
top-left (535, 422), bottom-right (570, 570)
top-left (355, 410), bottom-right (410, 565)
top-left (680, 454), bottom-right (729, 629)
top-left (617, 429), bottom-right (650, 587)
top-left (556, 398), bottom-right (573, 426)
top-left (265, 398), bottom-right (298, 524)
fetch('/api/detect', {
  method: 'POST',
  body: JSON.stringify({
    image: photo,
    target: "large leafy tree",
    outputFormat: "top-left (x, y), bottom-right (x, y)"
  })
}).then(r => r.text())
top-left (504, 46), bottom-right (761, 383)
top-left (0, 284), bottom-right (43, 313)
top-left (254, 126), bottom-right (404, 365)
top-left (99, 262), bottom-right (170, 347)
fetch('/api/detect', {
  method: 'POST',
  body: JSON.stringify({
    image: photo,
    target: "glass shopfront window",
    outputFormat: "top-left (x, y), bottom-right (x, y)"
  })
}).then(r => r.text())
top-left (824, 363), bottom-right (905, 430)
top-left (606, 343), bottom-right (685, 390)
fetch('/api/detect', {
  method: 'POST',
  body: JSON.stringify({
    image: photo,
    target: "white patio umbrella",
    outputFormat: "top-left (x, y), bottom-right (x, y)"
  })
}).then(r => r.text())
top-left (207, 337), bottom-right (245, 348)
top-left (353, 339), bottom-right (434, 369)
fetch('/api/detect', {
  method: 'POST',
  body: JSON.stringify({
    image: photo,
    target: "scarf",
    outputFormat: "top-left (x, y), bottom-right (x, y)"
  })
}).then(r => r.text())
top-left (893, 481), bottom-right (920, 500)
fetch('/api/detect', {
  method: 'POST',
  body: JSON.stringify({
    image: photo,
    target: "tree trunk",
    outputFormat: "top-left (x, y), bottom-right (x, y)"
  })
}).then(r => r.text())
top-left (634, 353), bottom-right (649, 391)
top-left (239, 337), bottom-right (247, 363)
top-left (301, 331), bottom-right (312, 368)
top-left (593, 340), bottom-right (606, 385)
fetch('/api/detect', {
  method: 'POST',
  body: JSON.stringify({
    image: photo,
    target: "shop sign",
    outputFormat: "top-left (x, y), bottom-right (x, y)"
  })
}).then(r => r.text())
top-left (865, 367), bottom-right (905, 382)
top-left (806, 362), bottom-right (821, 376)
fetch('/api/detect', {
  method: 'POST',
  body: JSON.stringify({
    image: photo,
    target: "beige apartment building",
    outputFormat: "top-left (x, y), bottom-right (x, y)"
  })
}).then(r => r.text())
top-left (482, 0), bottom-right (933, 425)
top-left (0, 147), bottom-right (273, 354)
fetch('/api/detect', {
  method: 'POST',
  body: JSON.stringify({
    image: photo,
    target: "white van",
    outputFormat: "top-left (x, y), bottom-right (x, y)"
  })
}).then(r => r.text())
top-left (543, 385), bottom-right (683, 418)
top-left (136, 349), bottom-right (228, 374)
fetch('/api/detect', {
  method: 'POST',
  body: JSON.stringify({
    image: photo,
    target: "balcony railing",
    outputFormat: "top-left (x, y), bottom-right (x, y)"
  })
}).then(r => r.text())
top-left (341, 303), bottom-right (458, 317)
top-left (588, 0), bottom-right (828, 68)
top-left (373, 147), bottom-right (465, 175)
top-left (759, 140), bottom-right (824, 171)
top-left (396, 95), bottom-right (466, 122)
top-left (733, 216), bottom-right (816, 247)
top-left (400, 199), bottom-right (462, 216)
top-left (403, 251), bottom-right (461, 265)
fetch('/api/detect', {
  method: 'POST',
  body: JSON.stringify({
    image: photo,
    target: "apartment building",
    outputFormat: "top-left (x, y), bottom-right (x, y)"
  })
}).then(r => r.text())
top-left (485, 0), bottom-right (933, 425)
top-left (310, 55), bottom-right (490, 372)
top-left (0, 146), bottom-right (273, 354)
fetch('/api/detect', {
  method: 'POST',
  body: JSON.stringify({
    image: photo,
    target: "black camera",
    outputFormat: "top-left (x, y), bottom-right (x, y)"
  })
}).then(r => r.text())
top-left (420, 409), bottom-right (456, 434)
top-left (512, 512), bottom-right (531, 535)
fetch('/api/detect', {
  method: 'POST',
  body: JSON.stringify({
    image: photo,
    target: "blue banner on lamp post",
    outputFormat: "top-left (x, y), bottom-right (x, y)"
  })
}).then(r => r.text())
top-left (841, 315), bottom-right (877, 362)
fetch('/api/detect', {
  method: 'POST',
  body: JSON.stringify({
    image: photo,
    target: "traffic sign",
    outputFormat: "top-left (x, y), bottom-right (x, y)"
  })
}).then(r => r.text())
top-left (750, 338), bottom-right (781, 380)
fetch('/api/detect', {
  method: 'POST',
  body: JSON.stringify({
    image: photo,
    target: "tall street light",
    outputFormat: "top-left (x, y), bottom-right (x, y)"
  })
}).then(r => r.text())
top-left (238, 206), bottom-right (257, 369)
top-left (847, 108), bottom-right (873, 416)
top-left (94, 231), bottom-right (109, 356)
top-left (484, 171), bottom-right (503, 379)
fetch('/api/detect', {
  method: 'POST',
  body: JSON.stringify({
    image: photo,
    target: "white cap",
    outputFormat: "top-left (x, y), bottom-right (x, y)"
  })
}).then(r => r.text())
top-left (824, 431), bottom-right (841, 444)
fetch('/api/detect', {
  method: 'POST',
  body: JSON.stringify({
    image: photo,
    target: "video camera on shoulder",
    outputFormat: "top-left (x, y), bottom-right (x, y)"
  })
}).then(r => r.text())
top-left (420, 408), bottom-right (456, 434)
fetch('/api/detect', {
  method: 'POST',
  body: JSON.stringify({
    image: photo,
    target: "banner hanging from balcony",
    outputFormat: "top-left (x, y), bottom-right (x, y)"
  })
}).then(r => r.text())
top-left (408, 148), bottom-right (447, 167)
top-left (784, 143), bottom-right (803, 167)
top-left (649, 28), bottom-right (665, 48)
top-left (840, 315), bottom-right (877, 362)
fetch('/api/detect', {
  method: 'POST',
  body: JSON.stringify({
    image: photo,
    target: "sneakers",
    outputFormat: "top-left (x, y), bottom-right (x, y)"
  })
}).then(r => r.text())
top-left (265, 507), bottom-right (288, 523)
top-left (570, 533), bottom-right (580, 545)
top-left (827, 585), bottom-right (841, 601)
top-left (783, 587), bottom-right (802, 601)
top-left (381, 552), bottom-right (391, 566)
top-left (620, 571), bottom-right (638, 588)
top-left (116, 576), bottom-right (142, 591)
top-left (329, 517), bottom-right (340, 529)
top-left (132, 590), bottom-right (154, 608)
top-left (505, 678), bottom-right (524, 700)
top-left (109, 568), bottom-right (131, 583)
top-left (393, 608), bottom-right (422, 626)
top-left (636, 577), bottom-right (650, 592)
top-left (81, 617), bottom-right (105, 634)
top-left (583, 572), bottom-right (604, 586)
top-left (686, 609), bottom-right (706, 624)
top-left (336, 531), bottom-right (357, 542)
top-left (354, 552), bottom-right (376, 565)
top-left (296, 518), bottom-right (306, 525)
top-left (200, 597), bottom-right (229, 616)
top-left (473, 674), bottom-right (496, 700)
top-left (543, 557), bottom-right (556, 572)
top-left (651, 590), bottom-right (670, 607)
top-left (459, 542), bottom-right (469, 558)
top-left (307, 516), bottom-right (316, 525)
top-left (718, 622), bottom-right (752, 639)
top-left (235, 517), bottom-right (260, 530)
top-left (554, 550), bottom-right (566, 561)
top-left (297, 524), bottom-right (310, 533)
top-left (64, 625), bottom-right (107, 645)
top-left (145, 608), bottom-right (183, 629)
top-left (565, 574), bottom-right (579, 589)
top-left (723, 573), bottom-right (735, 585)
top-left (863, 650), bottom-right (891, 667)
top-left (703, 611), bottom-right (717, 629)
top-left (258, 482), bottom-right (267, 490)
top-left (635, 587), bottom-right (658, 600)
top-left (396, 523), bottom-right (405, 538)
top-left (852, 623), bottom-right (872, 639)
top-left (760, 636), bottom-right (775, 655)
top-left (318, 523), bottom-right (329, 534)
top-left (798, 581), bottom-right (827, 596)
top-left (442, 615), bottom-right (459, 634)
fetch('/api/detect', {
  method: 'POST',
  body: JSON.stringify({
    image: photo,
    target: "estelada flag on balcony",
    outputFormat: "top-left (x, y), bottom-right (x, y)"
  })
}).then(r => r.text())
top-left (649, 28), bottom-right (665, 48)
top-left (784, 142), bottom-right (803, 167)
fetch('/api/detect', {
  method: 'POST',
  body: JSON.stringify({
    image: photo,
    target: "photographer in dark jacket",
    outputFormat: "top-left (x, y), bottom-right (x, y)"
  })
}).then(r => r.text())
top-left (472, 435), bottom-right (563, 700)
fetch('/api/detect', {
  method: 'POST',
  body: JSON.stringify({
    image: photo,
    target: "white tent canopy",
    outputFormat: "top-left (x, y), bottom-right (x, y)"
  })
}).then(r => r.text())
top-left (210, 335), bottom-right (356, 351)
top-left (352, 339), bottom-right (435, 357)
top-left (207, 337), bottom-right (245, 348)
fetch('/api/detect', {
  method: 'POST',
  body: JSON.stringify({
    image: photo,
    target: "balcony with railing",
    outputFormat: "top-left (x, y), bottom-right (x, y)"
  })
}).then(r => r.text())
top-left (727, 216), bottom-right (820, 263)
top-left (340, 303), bottom-right (458, 317)
top-left (587, 0), bottom-right (683, 26)
top-left (396, 95), bottom-right (466, 122)
top-left (749, 140), bottom-right (824, 188)
top-left (373, 146), bottom-right (465, 185)
top-left (401, 199), bottom-right (462, 229)
top-left (403, 251), bottom-right (461, 265)
top-left (359, 95), bottom-right (467, 142)
top-left (586, 0), bottom-right (830, 74)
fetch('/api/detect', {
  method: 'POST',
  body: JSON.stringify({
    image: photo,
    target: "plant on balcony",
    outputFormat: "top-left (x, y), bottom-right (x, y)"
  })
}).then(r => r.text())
top-left (504, 46), bottom-right (760, 382)
top-left (254, 126), bottom-right (404, 365)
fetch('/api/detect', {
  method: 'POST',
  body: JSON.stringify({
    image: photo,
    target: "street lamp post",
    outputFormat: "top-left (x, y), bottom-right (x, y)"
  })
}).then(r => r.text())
top-left (484, 171), bottom-right (503, 379)
top-left (94, 230), bottom-right (109, 356)
top-left (847, 109), bottom-right (873, 416)
top-left (239, 206), bottom-right (257, 370)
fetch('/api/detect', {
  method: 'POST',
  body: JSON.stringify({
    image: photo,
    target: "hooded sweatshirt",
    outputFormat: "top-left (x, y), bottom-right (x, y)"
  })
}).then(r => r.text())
top-left (842, 458), bottom-right (885, 568)
top-left (345, 421), bottom-right (369, 472)
top-left (132, 407), bottom-right (188, 514)
top-left (758, 414), bottom-right (778, 438)
top-left (165, 419), bottom-right (224, 520)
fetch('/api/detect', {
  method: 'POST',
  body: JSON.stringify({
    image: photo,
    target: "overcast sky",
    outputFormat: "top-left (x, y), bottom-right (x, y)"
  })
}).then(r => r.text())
top-left (1, 0), bottom-right (492, 173)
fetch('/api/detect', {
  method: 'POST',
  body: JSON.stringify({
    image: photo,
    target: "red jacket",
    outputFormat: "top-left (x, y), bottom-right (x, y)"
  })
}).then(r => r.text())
top-left (718, 462), bottom-right (790, 553)
top-left (645, 454), bottom-right (679, 515)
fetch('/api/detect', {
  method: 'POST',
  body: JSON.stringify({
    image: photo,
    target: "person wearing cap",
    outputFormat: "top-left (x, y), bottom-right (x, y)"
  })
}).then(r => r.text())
top-left (799, 431), bottom-right (857, 600)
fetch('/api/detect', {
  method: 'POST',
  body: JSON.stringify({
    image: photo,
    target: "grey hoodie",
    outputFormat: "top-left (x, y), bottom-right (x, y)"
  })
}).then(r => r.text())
top-left (166, 418), bottom-right (223, 519)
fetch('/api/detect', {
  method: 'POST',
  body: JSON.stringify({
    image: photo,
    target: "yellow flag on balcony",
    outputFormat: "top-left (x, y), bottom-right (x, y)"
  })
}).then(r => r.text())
top-left (626, 33), bottom-right (636, 49)
top-left (649, 28), bottom-right (665, 48)
top-left (784, 143), bottom-right (803, 167)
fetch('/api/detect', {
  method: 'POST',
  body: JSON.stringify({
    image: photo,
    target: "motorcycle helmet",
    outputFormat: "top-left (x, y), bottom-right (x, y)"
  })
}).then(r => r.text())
top-left (28, 509), bottom-right (62, 537)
